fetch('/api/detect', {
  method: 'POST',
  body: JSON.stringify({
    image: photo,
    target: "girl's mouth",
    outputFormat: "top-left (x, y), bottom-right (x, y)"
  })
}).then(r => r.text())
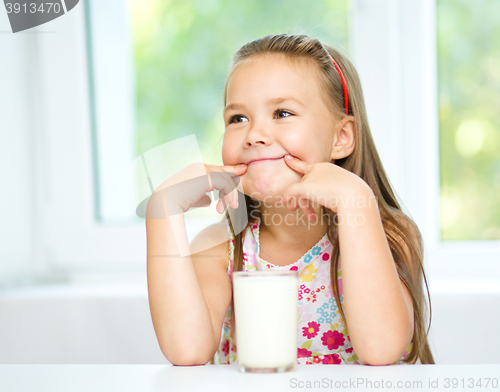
top-left (248, 156), bottom-right (285, 165)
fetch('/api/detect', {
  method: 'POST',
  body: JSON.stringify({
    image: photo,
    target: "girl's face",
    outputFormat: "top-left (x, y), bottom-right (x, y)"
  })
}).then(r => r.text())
top-left (222, 54), bottom-right (339, 201)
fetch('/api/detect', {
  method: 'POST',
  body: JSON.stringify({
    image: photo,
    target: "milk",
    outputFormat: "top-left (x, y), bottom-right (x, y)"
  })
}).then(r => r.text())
top-left (232, 271), bottom-right (298, 372)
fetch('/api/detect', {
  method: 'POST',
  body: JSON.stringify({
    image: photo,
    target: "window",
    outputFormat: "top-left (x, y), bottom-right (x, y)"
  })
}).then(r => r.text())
top-left (437, 0), bottom-right (500, 241)
top-left (29, 0), bottom-right (498, 280)
top-left (350, 0), bottom-right (500, 280)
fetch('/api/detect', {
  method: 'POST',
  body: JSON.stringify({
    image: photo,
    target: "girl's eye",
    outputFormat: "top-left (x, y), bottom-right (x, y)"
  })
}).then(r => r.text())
top-left (274, 109), bottom-right (293, 119)
top-left (229, 114), bottom-right (248, 124)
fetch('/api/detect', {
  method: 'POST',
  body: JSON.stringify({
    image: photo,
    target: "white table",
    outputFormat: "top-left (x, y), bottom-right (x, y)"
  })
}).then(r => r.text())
top-left (0, 364), bottom-right (499, 391)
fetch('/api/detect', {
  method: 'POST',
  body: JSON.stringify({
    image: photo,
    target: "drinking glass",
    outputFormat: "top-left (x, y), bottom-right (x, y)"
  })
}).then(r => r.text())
top-left (232, 271), bottom-right (299, 373)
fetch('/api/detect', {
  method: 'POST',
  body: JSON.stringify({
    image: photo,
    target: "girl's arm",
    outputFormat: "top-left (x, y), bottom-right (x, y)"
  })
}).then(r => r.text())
top-left (280, 155), bottom-right (413, 365)
top-left (337, 183), bottom-right (414, 365)
top-left (147, 216), bottom-right (231, 365)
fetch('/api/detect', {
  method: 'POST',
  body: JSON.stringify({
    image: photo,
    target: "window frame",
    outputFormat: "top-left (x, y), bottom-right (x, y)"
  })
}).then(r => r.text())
top-left (35, 3), bottom-right (146, 276)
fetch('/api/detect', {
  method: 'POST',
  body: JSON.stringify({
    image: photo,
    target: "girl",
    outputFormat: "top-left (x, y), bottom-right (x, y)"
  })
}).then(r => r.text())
top-left (146, 34), bottom-right (434, 366)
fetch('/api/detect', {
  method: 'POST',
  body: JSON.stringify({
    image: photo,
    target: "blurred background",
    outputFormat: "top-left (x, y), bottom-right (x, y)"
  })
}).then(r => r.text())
top-left (0, 0), bottom-right (499, 364)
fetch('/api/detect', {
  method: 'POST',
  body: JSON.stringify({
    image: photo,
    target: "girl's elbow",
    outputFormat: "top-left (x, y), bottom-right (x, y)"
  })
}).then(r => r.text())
top-left (169, 357), bottom-right (211, 366)
top-left (358, 352), bottom-right (400, 366)
top-left (161, 338), bottom-right (217, 366)
top-left (357, 345), bottom-right (406, 365)
top-left (355, 337), bottom-right (411, 366)
top-left (164, 349), bottom-right (214, 366)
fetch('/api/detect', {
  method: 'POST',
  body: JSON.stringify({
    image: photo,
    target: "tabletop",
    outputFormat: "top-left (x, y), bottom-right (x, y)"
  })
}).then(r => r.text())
top-left (0, 364), bottom-right (499, 392)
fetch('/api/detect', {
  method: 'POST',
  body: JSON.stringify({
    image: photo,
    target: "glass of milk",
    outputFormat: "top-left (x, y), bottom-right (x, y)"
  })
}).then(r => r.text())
top-left (232, 271), bottom-right (299, 373)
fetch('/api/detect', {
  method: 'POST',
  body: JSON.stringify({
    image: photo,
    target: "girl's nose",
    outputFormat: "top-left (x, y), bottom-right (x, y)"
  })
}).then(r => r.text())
top-left (244, 121), bottom-right (273, 147)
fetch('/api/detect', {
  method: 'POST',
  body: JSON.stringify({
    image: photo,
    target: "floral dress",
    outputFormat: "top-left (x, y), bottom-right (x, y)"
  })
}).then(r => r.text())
top-left (212, 213), bottom-right (414, 365)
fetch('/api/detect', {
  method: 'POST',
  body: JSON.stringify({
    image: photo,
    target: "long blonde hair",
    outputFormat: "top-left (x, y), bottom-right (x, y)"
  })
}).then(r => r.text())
top-left (222, 34), bottom-right (434, 364)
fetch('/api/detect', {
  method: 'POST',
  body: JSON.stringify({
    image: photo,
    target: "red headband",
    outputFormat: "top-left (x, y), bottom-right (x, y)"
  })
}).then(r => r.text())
top-left (327, 54), bottom-right (349, 115)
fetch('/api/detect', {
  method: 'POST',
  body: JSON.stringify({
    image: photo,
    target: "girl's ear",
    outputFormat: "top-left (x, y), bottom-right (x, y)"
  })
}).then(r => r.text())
top-left (331, 116), bottom-right (355, 160)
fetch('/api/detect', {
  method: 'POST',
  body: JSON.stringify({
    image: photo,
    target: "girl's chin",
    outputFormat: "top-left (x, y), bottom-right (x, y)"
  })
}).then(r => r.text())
top-left (243, 192), bottom-right (283, 204)
top-left (241, 180), bottom-right (288, 201)
top-left (241, 170), bottom-right (299, 194)
top-left (241, 186), bottom-right (294, 210)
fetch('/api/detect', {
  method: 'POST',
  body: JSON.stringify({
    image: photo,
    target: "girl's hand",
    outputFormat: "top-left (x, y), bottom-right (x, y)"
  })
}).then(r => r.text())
top-left (145, 162), bottom-right (247, 219)
top-left (282, 154), bottom-right (370, 219)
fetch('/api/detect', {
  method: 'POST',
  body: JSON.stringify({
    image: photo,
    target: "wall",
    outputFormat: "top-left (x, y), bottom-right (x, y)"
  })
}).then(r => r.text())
top-left (0, 282), bottom-right (498, 364)
top-left (0, 284), bottom-right (168, 364)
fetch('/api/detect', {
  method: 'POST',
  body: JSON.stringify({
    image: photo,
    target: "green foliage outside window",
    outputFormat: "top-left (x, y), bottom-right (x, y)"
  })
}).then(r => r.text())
top-left (438, 0), bottom-right (500, 240)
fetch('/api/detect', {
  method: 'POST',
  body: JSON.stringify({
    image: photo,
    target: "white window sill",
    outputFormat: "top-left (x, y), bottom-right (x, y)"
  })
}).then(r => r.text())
top-left (0, 281), bottom-right (148, 300)
top-left (1, 277), bottom-right (500, 299)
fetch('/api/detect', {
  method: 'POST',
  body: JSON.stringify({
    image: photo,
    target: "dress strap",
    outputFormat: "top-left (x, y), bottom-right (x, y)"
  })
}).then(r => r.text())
top-left (225, 214), bottom-right (235, 276)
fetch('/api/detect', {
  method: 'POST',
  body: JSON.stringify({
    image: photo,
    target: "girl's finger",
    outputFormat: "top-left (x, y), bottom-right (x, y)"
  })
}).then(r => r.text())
top-left (295, 197), bottom-right (316, 221)
top-left (191, 194), bottom-right (212, 208)
top-left (223, 188), bottom-right (237, 209)
top-left (229, 163), bottom-right (248, 173)
top-left (208, 166), bottom-right (244, 201)
top-left (207, 163), bottom-right (247, 175)
top-left (210, 172), bottom-right (239, 206)
top-left (303, 200), bottom-right (317, 221)
top-left (288, 196), bottom-right (298, 211)
top-left (283, 154), bottom-right (311, 174)
top-left (217, 191), bottom-right (226, 214)
top-left (229, 187), bottom-right (239, 209)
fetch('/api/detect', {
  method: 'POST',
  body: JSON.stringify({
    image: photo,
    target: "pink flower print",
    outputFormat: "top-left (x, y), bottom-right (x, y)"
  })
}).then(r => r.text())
top-left (300, 284), bottom-right (306, 289)
top-left (322, 253), bottom-right (330, 261)
top-left (322, 353), bottom-right (341, 364)
top-left (313, 356), bottom-right (322, 364)
top-left (302, 321), bottom-right (320, 339)
top-left (304, 288), bottom-right (310, 294)
top-left (222, 340), bottom-right (230, 356)
top-left (346, 348), bottom-right (353, 354)
top-left (321, 330), bottom-right (345, 350)
top-left (297, 348), bottom-right (312, 358)
top-left (290, 266), bottom-right (298, 271)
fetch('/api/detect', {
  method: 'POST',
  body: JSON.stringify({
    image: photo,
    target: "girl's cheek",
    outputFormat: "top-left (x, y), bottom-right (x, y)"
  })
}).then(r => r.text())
top-left (221, 144), bottom-right (234, 165)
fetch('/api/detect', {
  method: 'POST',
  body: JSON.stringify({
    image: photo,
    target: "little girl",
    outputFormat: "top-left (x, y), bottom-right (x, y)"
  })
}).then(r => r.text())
top-left (146, 34), bottom-right (434, 366)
